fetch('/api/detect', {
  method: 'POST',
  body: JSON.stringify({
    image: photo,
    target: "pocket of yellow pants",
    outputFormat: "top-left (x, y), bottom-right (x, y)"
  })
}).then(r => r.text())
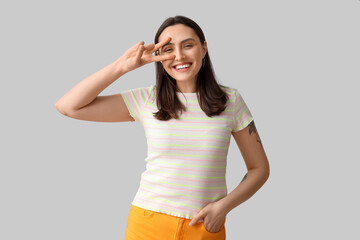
top-left (201, 217), bottom-right (226, 234)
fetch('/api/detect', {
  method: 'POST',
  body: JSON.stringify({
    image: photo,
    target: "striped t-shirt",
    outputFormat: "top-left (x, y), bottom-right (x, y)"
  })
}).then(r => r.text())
top-left (120, 85), bottom-right (253, 219)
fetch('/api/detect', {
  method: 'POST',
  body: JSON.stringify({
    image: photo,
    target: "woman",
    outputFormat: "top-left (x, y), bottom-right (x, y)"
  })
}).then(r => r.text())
top-left (55, 15), bottom-right (270, 240)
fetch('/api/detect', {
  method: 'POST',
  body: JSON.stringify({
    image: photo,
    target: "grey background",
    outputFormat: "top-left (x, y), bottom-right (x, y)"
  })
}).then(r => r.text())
top-left (1, 0), bottom-right (359, 239)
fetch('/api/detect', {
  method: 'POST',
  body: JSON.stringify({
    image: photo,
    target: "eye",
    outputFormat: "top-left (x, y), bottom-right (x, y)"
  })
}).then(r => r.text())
top-left (164, 48), bottom-right (172, 52)
top-left (185, 44), bottom-right (193, 48)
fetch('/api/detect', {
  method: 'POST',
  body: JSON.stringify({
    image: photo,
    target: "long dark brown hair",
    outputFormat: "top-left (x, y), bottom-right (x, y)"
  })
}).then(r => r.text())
top-left (153, 15), bottom-right (230, 121)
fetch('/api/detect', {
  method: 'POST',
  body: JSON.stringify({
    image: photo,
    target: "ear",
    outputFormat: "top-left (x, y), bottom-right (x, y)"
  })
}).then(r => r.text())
top-left (202, 41), bottom-right (207, 58)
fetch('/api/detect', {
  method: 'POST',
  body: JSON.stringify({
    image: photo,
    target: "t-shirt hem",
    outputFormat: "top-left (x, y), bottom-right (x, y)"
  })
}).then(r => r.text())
top-left (131, 201), bottom-right (194, 220)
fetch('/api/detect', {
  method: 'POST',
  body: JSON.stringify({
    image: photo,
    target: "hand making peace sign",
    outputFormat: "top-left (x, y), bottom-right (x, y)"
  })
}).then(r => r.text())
top-left (119, 36), bottom-right (176, 73)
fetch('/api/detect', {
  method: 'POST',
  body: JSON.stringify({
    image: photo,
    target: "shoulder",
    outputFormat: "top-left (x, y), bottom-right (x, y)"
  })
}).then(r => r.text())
top-left (219, 85), bottom-right (238, 100)
top-left (220, 84), bottom-right (238, 92)
top-left (120, 85), bottom-right (155, 103)
top-left (129, 85), bottom-right (154, 93)
top-left (148, 84), bottom-right (156, 95)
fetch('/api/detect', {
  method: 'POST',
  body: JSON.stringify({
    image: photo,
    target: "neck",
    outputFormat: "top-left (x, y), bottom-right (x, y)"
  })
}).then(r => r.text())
top-left (175, 79), bottom-right (197, 93)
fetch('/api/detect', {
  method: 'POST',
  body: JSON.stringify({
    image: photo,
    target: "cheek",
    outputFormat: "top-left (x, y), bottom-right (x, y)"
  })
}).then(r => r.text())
top-left (165, 64), bottom-right (172, 70)
top-left (191, 52), bottom-right (203, 63)
top-left (161, 57), bottom-right (172, 65)
top-left (160, 61), bottom-right (171, 69)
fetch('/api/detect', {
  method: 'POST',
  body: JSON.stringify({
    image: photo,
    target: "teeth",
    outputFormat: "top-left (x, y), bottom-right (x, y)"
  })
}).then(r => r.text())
top-left (175, 64), bottom-right (190, 69)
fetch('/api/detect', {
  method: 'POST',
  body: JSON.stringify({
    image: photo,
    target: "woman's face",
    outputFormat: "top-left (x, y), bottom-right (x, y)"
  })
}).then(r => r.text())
top-left (158, 24), bottom-right (207, 84)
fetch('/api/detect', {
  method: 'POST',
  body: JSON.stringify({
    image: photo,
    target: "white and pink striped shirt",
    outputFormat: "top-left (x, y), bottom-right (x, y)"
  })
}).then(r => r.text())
top-left (120, 85), bottom-right (253, 219)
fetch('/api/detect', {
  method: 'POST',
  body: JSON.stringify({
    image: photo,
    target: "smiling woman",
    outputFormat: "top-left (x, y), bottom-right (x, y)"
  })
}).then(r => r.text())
top-left (55, 15), bottom-right (269, 240)
top-left (156, 24), bottom-right (206, 89)
top-left (151, 17), bottom-right (232, 122)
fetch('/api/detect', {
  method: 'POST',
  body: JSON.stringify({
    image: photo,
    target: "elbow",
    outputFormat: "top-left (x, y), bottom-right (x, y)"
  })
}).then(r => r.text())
top-left (263, 164), bottom-right (270, 183)
top-left (257, 163), bottom-right (270, 183)
top-left (265, 168), bottom-right (270, 182)
top-left (55, 102), bottom-right (69, 116)
top-left (256, 166), bottom-right (270, 187)
top-left (248, 164), bottom-right (270, 184)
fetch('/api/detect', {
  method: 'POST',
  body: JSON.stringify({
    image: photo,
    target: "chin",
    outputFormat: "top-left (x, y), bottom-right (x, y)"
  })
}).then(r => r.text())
top-left (169, 71), bottom-right (199, 81)
top-left (171, 74), bottom-right (196, 82)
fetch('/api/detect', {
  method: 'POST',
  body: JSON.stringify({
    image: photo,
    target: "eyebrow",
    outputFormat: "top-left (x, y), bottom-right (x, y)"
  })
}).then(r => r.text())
top-left (161, 38), bottom-right (196, 48)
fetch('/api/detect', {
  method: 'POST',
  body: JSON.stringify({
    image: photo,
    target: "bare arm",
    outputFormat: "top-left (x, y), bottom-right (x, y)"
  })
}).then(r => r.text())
top-left (55, 58), bottom-right (126, 114)
top-left (55, 38), bottom-right (175, 122)
top-left (218, 121), bottom-right (270, 214)
top-left (54, 57), bottom-right (135, 122)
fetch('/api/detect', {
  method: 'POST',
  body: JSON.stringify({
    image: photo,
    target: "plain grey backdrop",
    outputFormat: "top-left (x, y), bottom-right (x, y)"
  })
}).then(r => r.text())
top-left (1, 0), bottom-right (359, 239)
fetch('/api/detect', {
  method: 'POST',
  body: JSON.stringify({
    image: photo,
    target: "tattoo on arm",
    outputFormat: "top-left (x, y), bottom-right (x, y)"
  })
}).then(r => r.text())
top-left (241, 173), bottom-right (248, 182)
top-left (249, 120), bottom-right (264, 149)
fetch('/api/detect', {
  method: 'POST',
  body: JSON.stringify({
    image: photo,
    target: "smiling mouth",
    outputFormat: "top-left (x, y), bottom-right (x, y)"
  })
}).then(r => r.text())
top-left (173, 63), bottom-right (192, 70)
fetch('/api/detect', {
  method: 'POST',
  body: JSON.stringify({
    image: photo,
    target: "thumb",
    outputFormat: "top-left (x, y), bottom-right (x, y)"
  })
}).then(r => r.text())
top-left (135, 44), bottom-right (145, 63)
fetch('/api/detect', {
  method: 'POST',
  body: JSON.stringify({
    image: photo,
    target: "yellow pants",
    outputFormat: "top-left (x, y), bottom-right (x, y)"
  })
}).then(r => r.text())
top-left (124, 204), bottom-right (226, 240)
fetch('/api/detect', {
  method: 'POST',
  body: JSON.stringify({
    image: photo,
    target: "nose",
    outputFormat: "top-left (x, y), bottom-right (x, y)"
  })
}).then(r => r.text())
top-left (174, 48), bottom-right (185, 61)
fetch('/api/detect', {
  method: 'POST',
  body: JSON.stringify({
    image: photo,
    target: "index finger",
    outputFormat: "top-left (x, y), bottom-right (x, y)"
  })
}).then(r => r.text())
top-left (152, 36), bottom-right (172, 54)
top-left (152, 54), bottom-right (176, 62)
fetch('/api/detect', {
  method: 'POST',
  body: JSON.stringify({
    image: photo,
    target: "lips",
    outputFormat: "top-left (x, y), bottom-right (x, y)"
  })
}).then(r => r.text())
top-left (172, 62), bottom-right (192, 68)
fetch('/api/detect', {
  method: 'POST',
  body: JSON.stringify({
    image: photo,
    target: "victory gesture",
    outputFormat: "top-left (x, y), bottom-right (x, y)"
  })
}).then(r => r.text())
top-left (119, 37), bottom-right (176, 73)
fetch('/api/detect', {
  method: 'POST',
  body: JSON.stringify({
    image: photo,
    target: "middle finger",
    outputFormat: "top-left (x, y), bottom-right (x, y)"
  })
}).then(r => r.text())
top-left (152, 37), bottom-right (172, 54)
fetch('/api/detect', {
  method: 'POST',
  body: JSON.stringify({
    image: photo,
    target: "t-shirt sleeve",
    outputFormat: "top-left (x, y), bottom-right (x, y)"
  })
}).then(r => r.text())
top-left (119, 87), bottom-right (147, 122)
top-left (232, 88), bottom-right (254, 132)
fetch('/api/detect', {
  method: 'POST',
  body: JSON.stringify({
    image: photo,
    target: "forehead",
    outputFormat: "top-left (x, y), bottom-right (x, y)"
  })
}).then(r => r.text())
top-left (158, 24), bottom-right (200, 43)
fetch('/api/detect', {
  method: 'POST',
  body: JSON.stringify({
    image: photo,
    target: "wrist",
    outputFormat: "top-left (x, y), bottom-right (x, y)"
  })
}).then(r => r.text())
top-left (113, 57), bottom-right (129, 76)
top-left (217, 196), bottom-right (233, 215)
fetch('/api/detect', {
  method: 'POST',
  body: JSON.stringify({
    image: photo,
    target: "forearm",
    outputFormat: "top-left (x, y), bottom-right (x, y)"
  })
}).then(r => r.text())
top-left (218, 167), bottom-right (269, 214)
top-left (55, 57), bottom-right (127, 111)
